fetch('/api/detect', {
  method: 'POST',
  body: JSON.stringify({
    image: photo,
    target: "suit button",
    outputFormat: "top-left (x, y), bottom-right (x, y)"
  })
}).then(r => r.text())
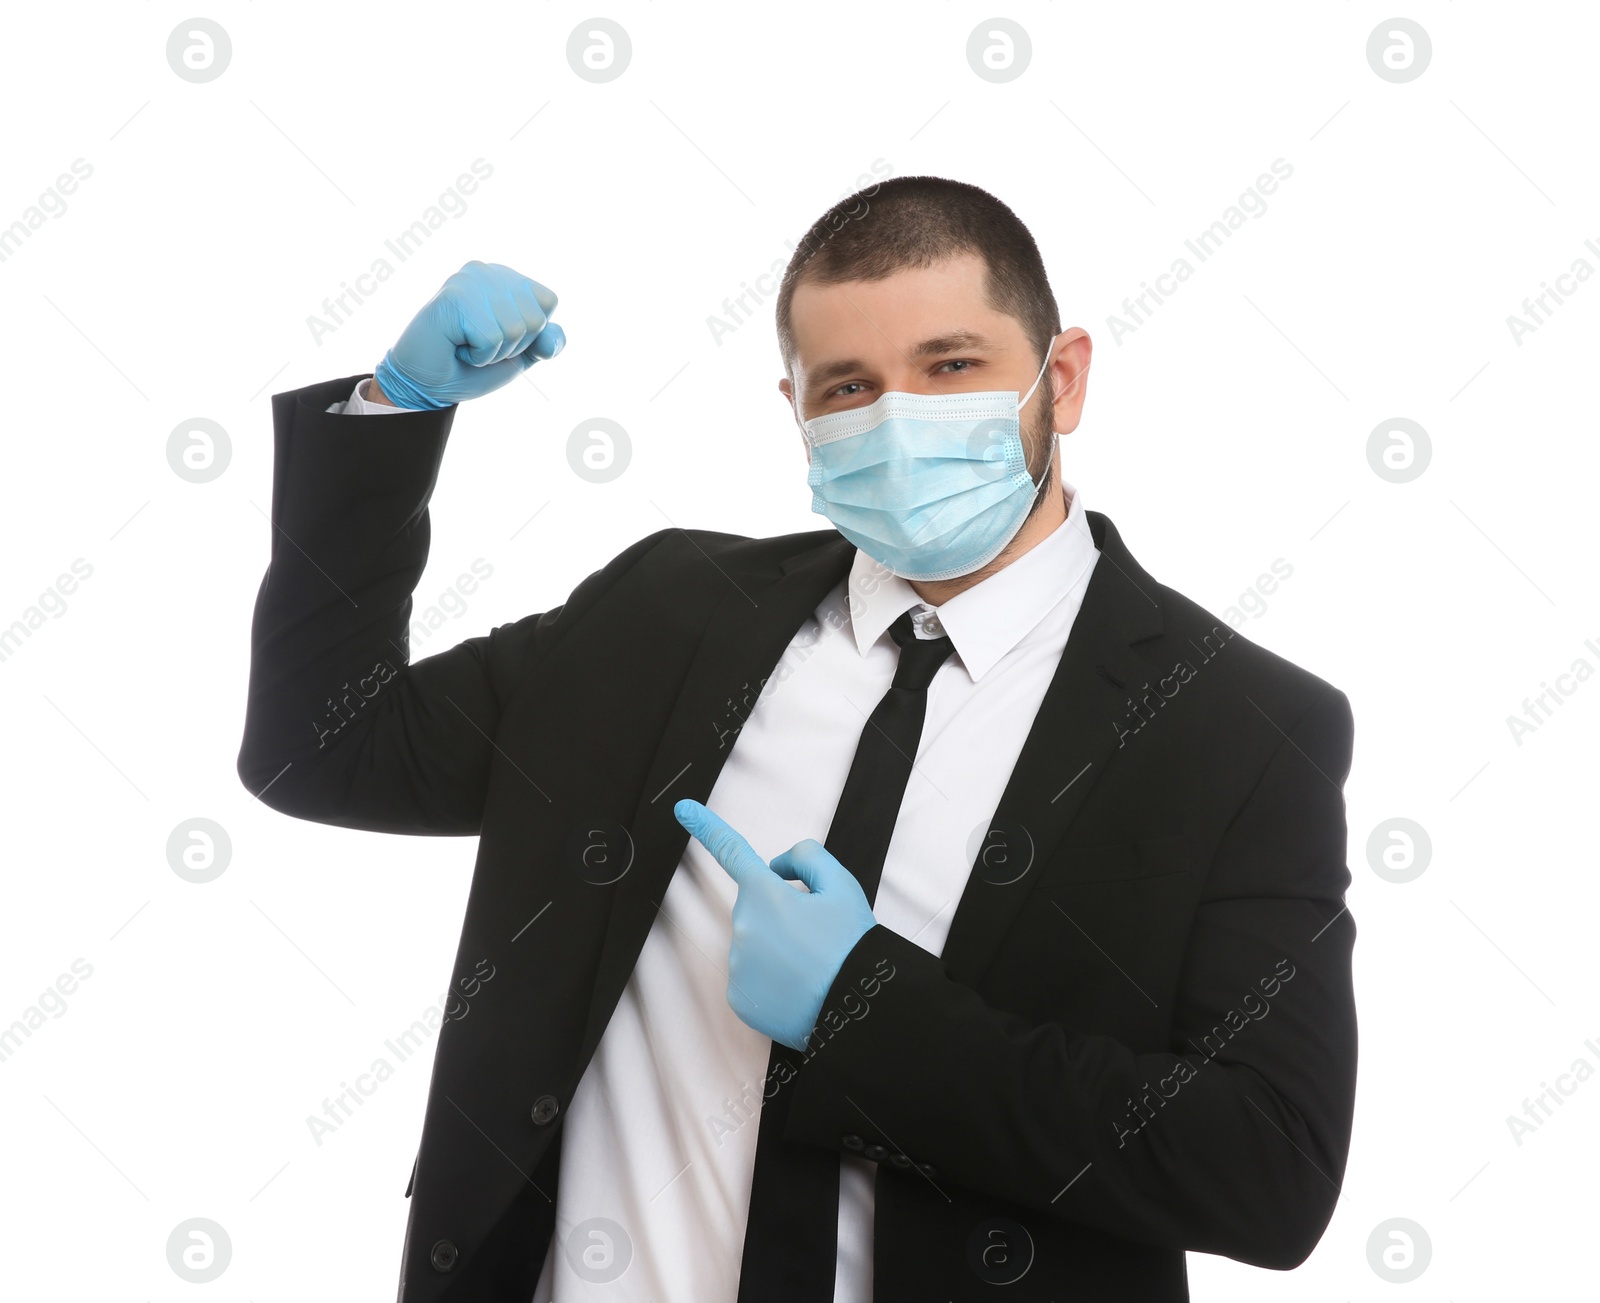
top-left (429, 1239), bottom-right (458, 1273)
top-left (888, 1152), bottom-right (913, 1169)
top-left (863, 1143), bottom-right (888, 1162)
top-left (841, 1133), bottom-right (865, 1152)
top-left (530, 1094), bottom-right (560, 1125)
top-left (916, 1161), bottom-right (938, 1176)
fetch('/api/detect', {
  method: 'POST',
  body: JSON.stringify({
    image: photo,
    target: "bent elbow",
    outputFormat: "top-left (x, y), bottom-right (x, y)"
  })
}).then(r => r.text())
top-left (1241, 1180), bottom-right (1339, 1271)
top-left (236, 744), bottom-right (305, 816)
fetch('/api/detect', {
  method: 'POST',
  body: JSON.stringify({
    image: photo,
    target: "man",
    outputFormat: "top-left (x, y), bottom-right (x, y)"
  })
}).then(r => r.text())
top-left (237, 175), bottom-right (1356, 1302)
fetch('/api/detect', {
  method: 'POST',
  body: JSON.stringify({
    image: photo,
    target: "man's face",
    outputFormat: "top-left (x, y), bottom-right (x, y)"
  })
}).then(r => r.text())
top-left (779, 250), bottom-right (1089, 486)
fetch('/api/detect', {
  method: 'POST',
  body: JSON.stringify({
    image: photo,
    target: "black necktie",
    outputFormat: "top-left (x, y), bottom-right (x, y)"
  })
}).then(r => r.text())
top-left (735, 609), bottom-right (957, 1302)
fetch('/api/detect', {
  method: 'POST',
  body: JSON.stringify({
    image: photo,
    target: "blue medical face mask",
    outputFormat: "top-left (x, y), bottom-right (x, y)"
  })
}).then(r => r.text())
top-left (801, 335), bottom-right (1058, 582)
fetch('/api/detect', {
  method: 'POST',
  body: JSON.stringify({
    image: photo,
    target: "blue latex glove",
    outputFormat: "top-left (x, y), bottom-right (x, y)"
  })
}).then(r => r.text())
top-left (373, 260), bottom-right (565, 410)
top-left (675, 798), bottom-right (878, 1052)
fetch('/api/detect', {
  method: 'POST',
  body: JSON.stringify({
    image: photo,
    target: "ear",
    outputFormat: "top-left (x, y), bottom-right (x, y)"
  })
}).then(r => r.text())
top-left (1049, 329), bottom-right (1093, 437)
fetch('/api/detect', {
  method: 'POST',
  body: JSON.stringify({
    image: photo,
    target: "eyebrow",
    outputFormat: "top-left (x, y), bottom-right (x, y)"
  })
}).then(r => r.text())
top-left (805, 330), bottom-right (1000, 392)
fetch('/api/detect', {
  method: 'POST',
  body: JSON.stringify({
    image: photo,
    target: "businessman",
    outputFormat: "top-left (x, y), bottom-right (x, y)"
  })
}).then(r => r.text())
top-left (237, 175), bottom-right (1357, 1302)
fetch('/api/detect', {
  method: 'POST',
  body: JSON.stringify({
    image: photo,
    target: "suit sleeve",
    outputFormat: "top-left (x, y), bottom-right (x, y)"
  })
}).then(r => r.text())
top-left (782, 685), bottom-right (1357, 1272)
top-left (235, 374), bottom-right (668, 835)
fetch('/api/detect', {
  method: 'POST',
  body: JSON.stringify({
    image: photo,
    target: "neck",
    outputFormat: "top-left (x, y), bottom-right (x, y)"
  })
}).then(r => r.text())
top-left (908, 446), bottom-right (1068, 606)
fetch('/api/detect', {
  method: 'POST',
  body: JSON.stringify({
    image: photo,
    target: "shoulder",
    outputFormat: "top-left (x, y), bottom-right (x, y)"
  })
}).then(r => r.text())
top-left (1093, 510), bottom-right (1350, 740)
top-left (627, 524), bottom-right (842, 581)
top-left (1156, 582), bottom-right (1344, 708)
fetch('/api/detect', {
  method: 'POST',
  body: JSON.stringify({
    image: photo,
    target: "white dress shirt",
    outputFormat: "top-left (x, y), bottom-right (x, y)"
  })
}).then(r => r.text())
top-left (333, 379), bottom-right (1101, 1300)
top-left (329, 376), bottom-right (410, 416)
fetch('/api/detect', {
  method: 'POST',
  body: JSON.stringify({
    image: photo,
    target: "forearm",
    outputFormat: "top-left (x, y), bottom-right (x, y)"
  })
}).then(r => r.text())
top-left (784, 687), bottom-right (1359, 1271)
top-left (783, 919), bottom-right (1352, 1270)
top-left (236, 375), bottom-right (486, 831)
top-left (364, 373), bottom-right (397, 408)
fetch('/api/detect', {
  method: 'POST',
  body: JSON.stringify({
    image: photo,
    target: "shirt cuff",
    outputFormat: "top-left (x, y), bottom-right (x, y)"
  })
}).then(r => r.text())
top-left (326, 376), bottom-right (408, 415)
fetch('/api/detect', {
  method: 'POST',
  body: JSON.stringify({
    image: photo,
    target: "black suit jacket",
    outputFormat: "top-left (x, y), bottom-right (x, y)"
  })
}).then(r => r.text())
top-left (238, 374), bottom-right (1358, 1302)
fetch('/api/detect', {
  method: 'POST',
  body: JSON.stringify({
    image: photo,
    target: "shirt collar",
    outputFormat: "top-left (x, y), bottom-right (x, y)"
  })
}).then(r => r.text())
top-left (846, 480), bottom-right (1100, 681)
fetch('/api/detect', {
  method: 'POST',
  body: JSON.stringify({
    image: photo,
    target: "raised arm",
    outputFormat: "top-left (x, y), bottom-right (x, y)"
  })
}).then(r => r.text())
top-left (235, 261), bottom-right (661, 834)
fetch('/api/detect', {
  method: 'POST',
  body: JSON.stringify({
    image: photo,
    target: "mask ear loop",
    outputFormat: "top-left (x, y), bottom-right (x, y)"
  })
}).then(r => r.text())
top-left (1020, 336), bottom-right (1090, 494)
top-left (1017, 334), bottom-right (1057, 493)
top-left (1017, 331), bottom-right (1059, 411)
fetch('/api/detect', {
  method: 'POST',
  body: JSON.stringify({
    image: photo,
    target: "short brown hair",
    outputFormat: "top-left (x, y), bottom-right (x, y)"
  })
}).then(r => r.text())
top-left (774, 175), bottom-right (1061, 375)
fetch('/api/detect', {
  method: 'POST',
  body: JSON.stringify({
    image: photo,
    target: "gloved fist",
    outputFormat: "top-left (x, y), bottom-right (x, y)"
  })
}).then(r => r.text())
top-left (674, 799), bottom-right (879, 1052)
top-left (373, 260), bottom-right (565, 410)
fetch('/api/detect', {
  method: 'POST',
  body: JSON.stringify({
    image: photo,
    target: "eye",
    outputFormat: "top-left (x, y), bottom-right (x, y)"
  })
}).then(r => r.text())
top-left (830, 380), bottom-right (867, 398)
top-left (936, 359), bottom-right (977, 375)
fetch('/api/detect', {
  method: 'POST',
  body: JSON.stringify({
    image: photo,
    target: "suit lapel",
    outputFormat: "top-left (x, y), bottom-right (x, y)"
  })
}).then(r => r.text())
top-left (578, 531), bottom-right (856, 1060)
top-left (939, 511), bottom-right (1168, 989)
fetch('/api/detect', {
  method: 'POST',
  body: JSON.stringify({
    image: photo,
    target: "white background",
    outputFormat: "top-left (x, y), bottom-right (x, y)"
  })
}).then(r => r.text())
top-left (0, 2), bottom-right (1595, 1298)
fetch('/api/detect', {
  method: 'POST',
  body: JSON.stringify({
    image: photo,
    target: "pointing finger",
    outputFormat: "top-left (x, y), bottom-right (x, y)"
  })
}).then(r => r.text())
top-left (674, 799), bottom-right (768, 886)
